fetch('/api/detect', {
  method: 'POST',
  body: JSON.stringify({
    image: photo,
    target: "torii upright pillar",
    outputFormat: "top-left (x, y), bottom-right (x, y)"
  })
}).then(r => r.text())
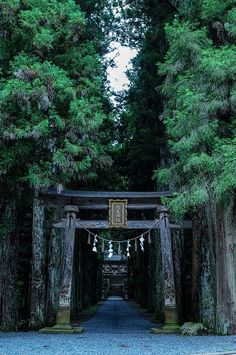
top-left (40, 205), bottom-right (85, 334)
top-left (151, 208), bottom-right (180, 334)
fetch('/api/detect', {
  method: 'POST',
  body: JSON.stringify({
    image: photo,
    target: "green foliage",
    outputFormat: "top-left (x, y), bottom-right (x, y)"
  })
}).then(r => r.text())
top-left (225, 8), bottom-right (236, 39)
top-left (156, 1), bottom-right (236, 217)
top-left (201, 0), bottom-right (229, 20)
top-left (0, 0), bottom-right (111, 190)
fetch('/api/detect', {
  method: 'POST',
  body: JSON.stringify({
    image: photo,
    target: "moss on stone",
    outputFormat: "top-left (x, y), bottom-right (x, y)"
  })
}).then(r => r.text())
top-left (39, 326), bottom-right (85, 334)
top-left (180, 322), bottom-right (208, 336)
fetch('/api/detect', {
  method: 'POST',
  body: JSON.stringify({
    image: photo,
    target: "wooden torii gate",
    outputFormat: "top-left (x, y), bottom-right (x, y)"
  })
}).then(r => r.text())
top-left (39, 189), bottom-right (192, 334)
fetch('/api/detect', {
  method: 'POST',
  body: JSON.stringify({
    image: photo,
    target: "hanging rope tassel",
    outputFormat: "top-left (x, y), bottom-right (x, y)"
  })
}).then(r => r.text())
top-left (108, 240), bottom-right (113, 258)
top-left (92, 235), bottom-right (98, 253)
top-left (135, 238), bottom-right (138, 252)
top-left (118, 242), bottom-right (121, 255)
top-left (87, 232), bottom-right (91, 245)
top-left (148, 231), bottom-right (151, 244)
top-left (126, 239), bottom-right (131, 258)
top-left (139, 234), bottom-right (145, 252)
top-left (102, 239), bottom-right (105, 252)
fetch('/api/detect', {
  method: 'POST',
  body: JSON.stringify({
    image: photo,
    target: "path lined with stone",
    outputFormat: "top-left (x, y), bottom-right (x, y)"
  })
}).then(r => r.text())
top-left (1, 297), bottom-right (236, 354)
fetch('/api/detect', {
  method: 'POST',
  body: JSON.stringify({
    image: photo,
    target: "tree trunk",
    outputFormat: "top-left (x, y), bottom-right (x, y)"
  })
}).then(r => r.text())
top-left (91, 252), bottom-right (98, 305)
top-left (147, 231), bottom-right (156, 312)
top-left (198, 201), bottom-right (216, 331)
top-left (30, 193), bottom-right (46, 329)
top-left (192, 197), bottom-right (236, 334)
top-left (78, 230), bottom-right (83, 312)
top-left (83, 234), bottom-right (90, 309)
top-left (46, 207), bottom-right (64, 325)
top-left (55, 205), bottom-right (78, 326)
top-left (0, 200), bottom-right (18, 331)
top-left (215, 198), bottom-right (236, 334)
top-left (191, 210), bottom-right (203, 321)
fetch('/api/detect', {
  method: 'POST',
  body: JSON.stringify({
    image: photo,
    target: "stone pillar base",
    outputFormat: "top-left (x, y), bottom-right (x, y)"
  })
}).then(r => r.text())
top-left (150, 306), bottom-right (180, 334)
top-left (150, 324), bottom-right (180, 334)
top-left (39, 324), bottom-right (85, 334)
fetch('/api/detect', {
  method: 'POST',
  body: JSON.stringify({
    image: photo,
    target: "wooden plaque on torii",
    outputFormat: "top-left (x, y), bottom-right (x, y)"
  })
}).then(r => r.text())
top-left (109, 199), bottom-right (128, 228)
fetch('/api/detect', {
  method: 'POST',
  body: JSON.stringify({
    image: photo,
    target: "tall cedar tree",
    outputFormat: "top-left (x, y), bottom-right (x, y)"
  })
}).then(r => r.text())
top-left (157, 0), bottom-right (236, 216)
top-left (0, 0), bottom-right (111, 331)
top-left (0, 0), bottom-right (111, 192)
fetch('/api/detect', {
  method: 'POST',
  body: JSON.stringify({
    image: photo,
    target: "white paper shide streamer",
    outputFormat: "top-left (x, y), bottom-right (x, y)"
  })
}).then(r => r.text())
top-left (139, 234), bottom-right (144, 252)
top-left (108, 241), bottom-right (113, 258)
top-left (92, 235), bottom-right (98, 253)
top-left (126, 240), bottom-right (131, 258)
top-left (84, 220), bottom-right (157, 255)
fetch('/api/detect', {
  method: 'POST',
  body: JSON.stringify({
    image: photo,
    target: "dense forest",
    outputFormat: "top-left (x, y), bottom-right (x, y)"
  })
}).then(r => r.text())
top-left (0, 0), bottom-right (236, 336)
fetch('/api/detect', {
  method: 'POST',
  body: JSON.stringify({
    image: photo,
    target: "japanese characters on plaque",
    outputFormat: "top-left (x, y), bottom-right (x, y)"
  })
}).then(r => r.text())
top-left (109, 199), bottom-right (128, 228)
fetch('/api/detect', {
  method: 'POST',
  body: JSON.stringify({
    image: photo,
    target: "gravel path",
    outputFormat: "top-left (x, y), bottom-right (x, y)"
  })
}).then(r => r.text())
top-left (1, 297), bottom-right (236, 355)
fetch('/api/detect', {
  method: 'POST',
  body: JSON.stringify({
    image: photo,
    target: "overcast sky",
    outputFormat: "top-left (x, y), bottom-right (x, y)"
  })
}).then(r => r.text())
top-left (106, 43), bottom-right (137, 92)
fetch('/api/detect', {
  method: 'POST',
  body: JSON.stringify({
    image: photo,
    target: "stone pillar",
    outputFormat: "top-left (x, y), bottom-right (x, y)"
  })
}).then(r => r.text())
top-left (40, 205), bottom-right (84, 334)
top-left (30, 195), bottom-right (46, 329)
top-left (151, 208), bottom-right (180, 334)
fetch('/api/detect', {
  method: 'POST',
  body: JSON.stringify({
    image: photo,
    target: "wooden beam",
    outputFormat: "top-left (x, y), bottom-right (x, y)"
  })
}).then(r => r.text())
top-left (54, 220), bottom-right (159, 230)
top-left (48, 203), bottom-right (164, 210)
top-left (39, 189), bottom-right (173, 208)
top-left (42, 189), bottom-right (173, 198)
top-left (53, 219), bottom-right (192, 230)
